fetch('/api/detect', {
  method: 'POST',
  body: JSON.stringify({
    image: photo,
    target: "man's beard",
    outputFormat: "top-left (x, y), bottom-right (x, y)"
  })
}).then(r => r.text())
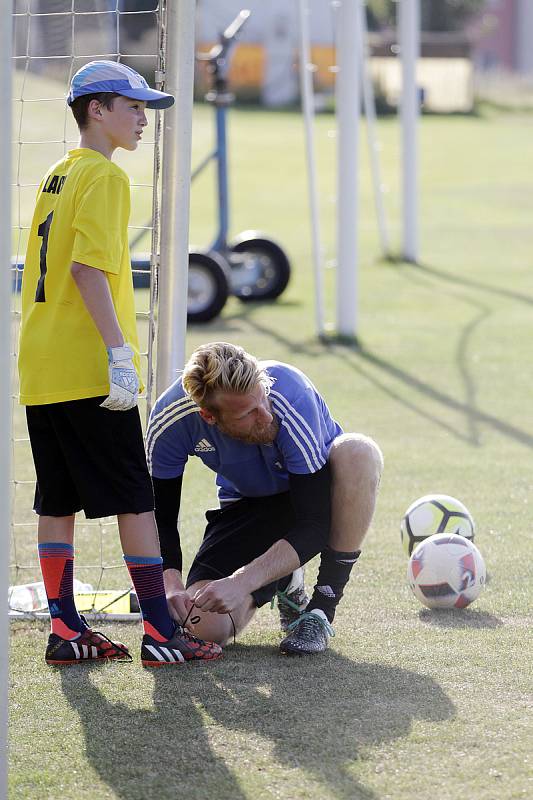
top-left (217, 416), bottom-right (279, 445)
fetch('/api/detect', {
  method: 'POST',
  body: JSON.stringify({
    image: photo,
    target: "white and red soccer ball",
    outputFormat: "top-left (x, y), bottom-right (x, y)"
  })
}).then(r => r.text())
top-left (407, 533), bottom-right (486, 609)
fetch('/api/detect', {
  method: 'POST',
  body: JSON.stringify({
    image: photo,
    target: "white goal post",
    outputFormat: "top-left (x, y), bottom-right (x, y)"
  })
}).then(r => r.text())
top-left (2, 0), bottom-right (13, 787)
top-left (399, 0), bottom-right (420, 263)
top-left (156, 0), bottom-right (195, 393)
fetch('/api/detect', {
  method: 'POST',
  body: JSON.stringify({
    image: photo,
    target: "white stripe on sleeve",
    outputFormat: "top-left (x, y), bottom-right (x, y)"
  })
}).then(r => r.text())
top-left (270, 391), bottom-right (325, 471)
top-left (146, 401), bottom-right (199, 472)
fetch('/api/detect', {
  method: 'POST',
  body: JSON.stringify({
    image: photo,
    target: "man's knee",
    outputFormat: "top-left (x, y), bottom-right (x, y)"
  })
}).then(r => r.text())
top-left (187, 612), bottom-right (235, 647)
top-left (329, 433), bottom-right (384, 487)
top-left (185, 581), bottom-right (256, 646)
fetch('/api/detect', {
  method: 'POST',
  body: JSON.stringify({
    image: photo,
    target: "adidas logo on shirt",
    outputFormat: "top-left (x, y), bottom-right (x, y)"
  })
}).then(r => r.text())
top-left (194, 438), bottom-right (216, 453)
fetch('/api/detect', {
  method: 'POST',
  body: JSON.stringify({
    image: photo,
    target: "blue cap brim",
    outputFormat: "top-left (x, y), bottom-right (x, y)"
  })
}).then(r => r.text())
top-left (67, 86), bottom-right (174, 110)
top-left (119, 88), bottom-right (175, 110)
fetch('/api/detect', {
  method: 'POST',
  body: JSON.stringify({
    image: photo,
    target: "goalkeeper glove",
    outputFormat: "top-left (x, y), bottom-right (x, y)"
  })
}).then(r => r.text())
top-left (100, 343), bottom-right (139, 411)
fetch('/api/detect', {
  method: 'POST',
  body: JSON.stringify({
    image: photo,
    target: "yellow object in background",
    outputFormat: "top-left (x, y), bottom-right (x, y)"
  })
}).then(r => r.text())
top-left (74, 590), bottom-right (138, 615)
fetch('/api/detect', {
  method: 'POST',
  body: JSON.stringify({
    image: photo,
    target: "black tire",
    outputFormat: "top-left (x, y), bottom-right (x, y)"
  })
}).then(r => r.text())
top-left (229, 232), bottom-right (291, 301)
top-left (187, 251), bottom-right (230, 323)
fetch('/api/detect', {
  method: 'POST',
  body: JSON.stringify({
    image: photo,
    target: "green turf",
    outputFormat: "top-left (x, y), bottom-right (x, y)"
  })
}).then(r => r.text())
top-left (9, 73), bottom-right (533, 799)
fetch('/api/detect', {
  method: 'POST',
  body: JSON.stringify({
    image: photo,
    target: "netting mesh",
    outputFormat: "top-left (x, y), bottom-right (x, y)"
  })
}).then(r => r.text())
top-left (10, 0), bottom-right (165, 609)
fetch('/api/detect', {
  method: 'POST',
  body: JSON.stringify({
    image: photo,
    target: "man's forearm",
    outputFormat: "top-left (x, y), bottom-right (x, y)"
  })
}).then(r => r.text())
top-left (231, 539), bottom-right (300, 595)
top-left (163, 567), bottom-right (186, 594)
top-left (191, 539), bottom-right (301, 615)
top-left (153, 476), bottom-right (184, 572)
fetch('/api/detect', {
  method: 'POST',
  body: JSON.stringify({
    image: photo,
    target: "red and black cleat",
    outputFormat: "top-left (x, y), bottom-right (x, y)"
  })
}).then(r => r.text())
top-left (45, 628), bottom-right (131, 665)
top-left (141, 625), bottom-right (223, 666)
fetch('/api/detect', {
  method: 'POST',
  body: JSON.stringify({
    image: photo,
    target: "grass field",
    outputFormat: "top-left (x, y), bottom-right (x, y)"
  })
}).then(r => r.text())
top-left (9, 72), bottom-right (533, 799)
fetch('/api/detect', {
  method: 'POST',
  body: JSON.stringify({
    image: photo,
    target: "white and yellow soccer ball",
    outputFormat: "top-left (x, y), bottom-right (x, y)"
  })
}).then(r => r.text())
top-left (407, 533), bottom-right (486, 609)
top-left (400, 494), bottom-right (475, 557)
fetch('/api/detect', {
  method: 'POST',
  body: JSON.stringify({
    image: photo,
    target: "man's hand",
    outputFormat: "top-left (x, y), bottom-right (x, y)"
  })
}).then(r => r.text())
top-left (163, 568), bottom-right (195, 625)
top-left (166, 587), bottom-right (195, 625)
top-left (100, 343), bottom-right (139, 411)
top-left (193, 575), bottom-right (248, 615)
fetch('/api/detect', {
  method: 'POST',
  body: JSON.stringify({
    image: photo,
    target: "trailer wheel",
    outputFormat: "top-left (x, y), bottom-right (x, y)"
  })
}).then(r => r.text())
top-left (188, 251), bottom-right (230, 323)
top-left (229, 233), bottom-right (291, 301)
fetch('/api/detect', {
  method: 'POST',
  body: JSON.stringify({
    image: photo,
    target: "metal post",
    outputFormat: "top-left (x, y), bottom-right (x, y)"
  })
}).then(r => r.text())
top-left (156, 0), bottom-right (196, 395)
top-left (399, 0), bottom-right (419, 263)
top-left (298, 0), bottom-right (325, 338)
top-left (212, 105), bottom-right (229, 251)
top-left (0, 1), bottom-right (12, 794)
top-left (335, 0), bottom-right (359, 338)
top-left (357, 0), bottom-right (390, 257)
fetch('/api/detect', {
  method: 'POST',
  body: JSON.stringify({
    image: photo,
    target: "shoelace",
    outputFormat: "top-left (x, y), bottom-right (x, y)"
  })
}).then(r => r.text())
top-left (86, 629), bottom-right (133, 662)
top-left (286, 611), bottom-right (335, 637)
top-left (271, 589), bottom-right (302, 613)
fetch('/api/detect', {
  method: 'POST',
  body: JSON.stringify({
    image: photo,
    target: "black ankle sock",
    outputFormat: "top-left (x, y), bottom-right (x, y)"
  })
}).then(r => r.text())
top-left (307, 547), bottom-right (361, 623)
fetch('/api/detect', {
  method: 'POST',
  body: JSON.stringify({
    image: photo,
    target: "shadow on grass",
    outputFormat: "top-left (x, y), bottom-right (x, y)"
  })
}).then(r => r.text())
top-left (225, 298), bottom-right (533, 451)
top-left (359, 260), bottom-right (533, 450)
top-left (60, 645), bottom-right (455, 800)
top-left (418, 608), bottom-right (503, 629)
top-left (402, 259), bottom-right (533, 308)
top-left (232, 315), bottom-right (533, 452)
top-left (352, 343), bottom-right (533, 450)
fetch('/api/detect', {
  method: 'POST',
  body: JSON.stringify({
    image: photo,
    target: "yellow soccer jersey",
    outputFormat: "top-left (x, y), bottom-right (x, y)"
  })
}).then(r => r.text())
top-left (18, 148), bottom-right (143, 405)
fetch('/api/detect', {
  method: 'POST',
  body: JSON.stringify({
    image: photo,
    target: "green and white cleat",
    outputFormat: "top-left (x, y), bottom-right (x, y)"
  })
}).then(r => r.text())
top-left (279, 608), bottom-right (334, 655)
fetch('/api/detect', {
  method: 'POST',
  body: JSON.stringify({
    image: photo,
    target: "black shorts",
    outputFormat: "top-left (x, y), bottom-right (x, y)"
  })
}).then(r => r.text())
top-left (186, 493), bottom-right (296, 608)
top-left (26, 397), bottom-right (154, 519)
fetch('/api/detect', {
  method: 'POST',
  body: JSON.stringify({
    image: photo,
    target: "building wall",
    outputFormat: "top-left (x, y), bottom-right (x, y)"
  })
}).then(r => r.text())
top-left (197, 0), bottom-right (335, 45)
top-left (472, 0), bottom-right (515, 71)
top-left (196, 0), bottom-right (474, 110)
top-left (472, 0), bottom-right (533, 74)
top-left (515, 0), bottom-right (533, 73)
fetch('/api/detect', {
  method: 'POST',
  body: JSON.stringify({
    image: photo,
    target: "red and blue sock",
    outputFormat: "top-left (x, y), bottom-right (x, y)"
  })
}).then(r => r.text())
top-left (124, 555), bottom-right (175, 641)
top-left (38, 542), bottom-right (87, 640)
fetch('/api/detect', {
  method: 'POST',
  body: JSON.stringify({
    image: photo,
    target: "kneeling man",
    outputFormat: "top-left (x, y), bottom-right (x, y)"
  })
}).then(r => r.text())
top-left (146, 342), bottom-right (383, 655)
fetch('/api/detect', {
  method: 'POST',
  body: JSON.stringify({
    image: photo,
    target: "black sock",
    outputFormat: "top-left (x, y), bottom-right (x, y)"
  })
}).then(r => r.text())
top-left (307, 547), bottom-right (361, 623)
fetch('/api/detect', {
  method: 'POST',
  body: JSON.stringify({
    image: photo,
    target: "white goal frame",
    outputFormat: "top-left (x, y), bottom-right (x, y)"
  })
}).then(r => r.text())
top-left (2, 0), bottom-right (13, 789)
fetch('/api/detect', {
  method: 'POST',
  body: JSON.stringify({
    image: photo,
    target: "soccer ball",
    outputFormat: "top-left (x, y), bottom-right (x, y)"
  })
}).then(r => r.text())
top-left (400, 494), bottom-right (475, 556)
top-left (407, 533), bottom-right (486, 609)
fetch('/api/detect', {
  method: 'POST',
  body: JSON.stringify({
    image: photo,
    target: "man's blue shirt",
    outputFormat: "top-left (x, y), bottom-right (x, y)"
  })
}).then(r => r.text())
top-left (146, 361), bottom-right (343, 504)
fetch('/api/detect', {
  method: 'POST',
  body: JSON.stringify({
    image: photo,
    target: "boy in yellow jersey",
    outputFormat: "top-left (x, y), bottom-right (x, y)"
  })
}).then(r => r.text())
top-left (18, 60), bottom-right (222, 666)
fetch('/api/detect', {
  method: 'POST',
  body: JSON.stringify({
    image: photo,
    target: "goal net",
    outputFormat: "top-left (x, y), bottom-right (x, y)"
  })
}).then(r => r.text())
top-left (10, 0), bottom-right (169, 617)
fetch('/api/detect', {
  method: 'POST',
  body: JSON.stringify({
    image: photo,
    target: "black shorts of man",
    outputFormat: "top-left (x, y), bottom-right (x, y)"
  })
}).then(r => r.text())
top-left (147, 341), bottom-right (383, 654)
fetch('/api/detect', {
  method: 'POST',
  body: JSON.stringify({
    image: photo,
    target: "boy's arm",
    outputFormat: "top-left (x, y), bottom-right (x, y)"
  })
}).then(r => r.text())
top-left (71, 261), bottom-right (124, 346)
top-left (71, 261), bottom-right (139, 410)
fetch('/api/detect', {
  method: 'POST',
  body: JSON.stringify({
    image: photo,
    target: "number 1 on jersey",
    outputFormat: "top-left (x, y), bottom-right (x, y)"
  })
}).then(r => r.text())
top-left (35, 211), bottom-right (53, 302)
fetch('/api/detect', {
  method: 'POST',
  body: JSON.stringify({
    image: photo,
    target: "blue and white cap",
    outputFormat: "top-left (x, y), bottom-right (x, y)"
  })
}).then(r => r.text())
top-left (67, 60), bottom-right (174, 110)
